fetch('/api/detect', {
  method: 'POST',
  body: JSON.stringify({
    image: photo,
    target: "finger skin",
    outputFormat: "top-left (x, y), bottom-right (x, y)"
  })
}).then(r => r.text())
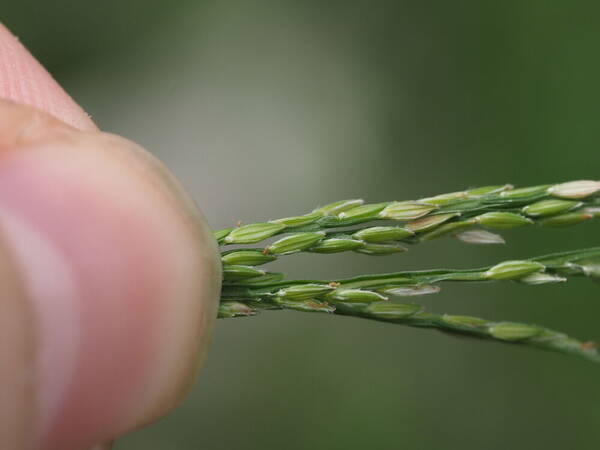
top-left (0, 100), bottom-right (221, 449)
top-left (0, 22), bottom-right (220, 449)
top-left (0, 230), bottom-right (36, 449)
top-left (0, 23), bottom-right (97, 131)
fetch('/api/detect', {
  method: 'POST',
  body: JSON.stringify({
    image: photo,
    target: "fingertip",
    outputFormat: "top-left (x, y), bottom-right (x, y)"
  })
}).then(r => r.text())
top-left (0, 101), bottom-right (220, 449)
top-left (0, 228), bottom-right (36, 450)
top-left (0, 23), bottom-right (97, 131)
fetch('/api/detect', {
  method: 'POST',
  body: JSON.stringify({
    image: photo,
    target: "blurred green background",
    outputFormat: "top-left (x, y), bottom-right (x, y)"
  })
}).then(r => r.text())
top-left (5, 1), bottom-right (600, 449)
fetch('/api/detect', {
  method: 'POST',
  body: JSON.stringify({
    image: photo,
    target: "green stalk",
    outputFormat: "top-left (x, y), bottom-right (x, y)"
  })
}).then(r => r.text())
top-left (221, 247), bottom-right (600, 295)
top-left (218, 300), bottom-right (600, 363)
top-left (218, 247), bottom-right (600, 364)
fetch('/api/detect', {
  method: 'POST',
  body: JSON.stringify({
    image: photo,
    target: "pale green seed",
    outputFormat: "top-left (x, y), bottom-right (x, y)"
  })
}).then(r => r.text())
top-left (363, 302), bottom-right (422, 319)
top-left (222, 265), bottom-right (266, 280)
top-left (442, 315), bottom-right (487, 329)
top-left (538, 212), bottom-right (594, 228)
top-left (266, 232), bottom-right (325, 255)
top-left (522, 199), bottom-right (581, 217)
top-left (500, 185), bottom-right (550, 199)
top-left (379, 285), bottom-right (440, 296)
top-left (352, 226), bottom-right (414, 243)
top-left (548, 180), bottom-right (600, 199)
top-left (518, 273), bottom-right (567, 285)
top-left (485, 260), bottom-right (545, 280)
top-left (436, 271), bottom-right (488, 281)
top-left (584, 207), bottom-right (600, 217)
top-left (489, 322), bottom-right (541, 341)
top-left (221, 250), bottom-right (277, 266)
top-left (574, 257), bottom-right (600, 278)
top-left (379, 202), bottom-right (438, 221)
top-left (214, 228), bottom-right (234, 243)
top-left (338, 203), bottom-right (387, 220)
top-left (328, 289), bottom-right (388, 303)
top-left (581, 264), bottom-right (600, 278)
top-left (418, 220), bottom-right (475, 240)
top-left (420, 191), bottom-right (467, 206)
top-left (225, 222), bottom-right (286, 244)
top-left (476, 212), bottom-right (533, 229)
top-left (354, 242), bottom-right (407, 255)
top-left (277, 299), bottom-right (336, 313)
top-left (314, 199), bottom-right (364, 216)
top-left (277, 284), bottom-right (336, 300)
top-left (232, 272), bottom-right (286, 286)
top-left (218, 301), bottom-right (256, 318)
top-left (466, 184), bottom-right (513, 197)
top-left (309, 238), bottom-right (364, 254)
top-left (271, 211), bottom-right (322, 227)
top-left (455, 230), bottom-right (505, 245)
top-left (406, 213), bottom-right (458, 233)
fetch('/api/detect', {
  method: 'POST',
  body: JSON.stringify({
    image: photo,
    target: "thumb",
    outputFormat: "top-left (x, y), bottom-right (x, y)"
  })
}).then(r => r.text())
top-left (0, 24), bottom-right (221, 450)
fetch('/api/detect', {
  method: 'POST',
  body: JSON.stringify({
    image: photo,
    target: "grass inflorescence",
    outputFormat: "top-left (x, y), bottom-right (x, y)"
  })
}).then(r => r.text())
top-left (215, 181), bottom-right (600, 364)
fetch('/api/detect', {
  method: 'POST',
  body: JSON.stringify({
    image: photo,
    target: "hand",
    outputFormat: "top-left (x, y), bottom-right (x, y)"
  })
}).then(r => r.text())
top-left (0, 23), bottom-right (221, 450)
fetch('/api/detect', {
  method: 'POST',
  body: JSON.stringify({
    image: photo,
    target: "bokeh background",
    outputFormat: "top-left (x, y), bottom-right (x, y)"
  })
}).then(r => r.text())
top-left (5, 2), bottom-right (600, 449)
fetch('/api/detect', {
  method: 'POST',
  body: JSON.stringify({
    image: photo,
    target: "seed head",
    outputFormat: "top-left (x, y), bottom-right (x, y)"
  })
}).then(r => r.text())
top-left (314, 199), bottom-right (364, 216)
top-left (277, 299), bottom-right (336, 313)
top-left (277, 283), bottom-right (336, 300)
top-left (522, 199), bottom-right (581, 217)
top-left (352, 226), bottom-right (413, 243)
top-left (379, 202), bottom-right (438, 221)
top-left (488, 322), bottom-right (541, 341)
top-left (222, 265), bottom-right (267, 280)
top-left (355, 242), bottom-right (407, 255)
top-left (518, 272), bottom-right (567, 285)
top-left (221, 250), bottom-right (277, 266)
top-left (500, 185), bottom-right (550, 199)
top-left (225, 222), bottom-right (286, 244)
top-left (466, 184), bottom-right (513, 196)
top-left (420, 191), bottom-right (467, 206)
top-left (266, 232), bottom-right (325, 255)
top-left (538, 212), bottom-right (593, 228)
top-left (581, 263), bottom-right (600, 279)
top-left (328, 289), bottom-right (388, 303)
top-left (419, 220), bottom-right (474, 240)
top-left (379, 284), bottom-right (440, 296)
top-left (548, 180), bottom-right (600, 199)
top-left (362, 302), bottom-right (423, 319)
top-left (583, 207), bottom-right (600, 217)
top-left (485, 260), bottom-right (545, 280)
top-left (232, 272), bottom-right (285, 286)
top-left (309, 238), bottom-right (364, 253)
top-left (406, 213), bottom-right (458, 233)
top-left (218, 301), bottom-right (256, 318)
top-left (338, 203), bottom-right (387, 220)
top-left (476, 212), bottom-right (533, 229)
top-left (455, 230), bottom-right (505, 245)
top-left (215, 228), bottom-right (234, 243)
top-left (442, 315), bottom-right (487, 329)
top-left (271, 211), bottom-right (322, 227)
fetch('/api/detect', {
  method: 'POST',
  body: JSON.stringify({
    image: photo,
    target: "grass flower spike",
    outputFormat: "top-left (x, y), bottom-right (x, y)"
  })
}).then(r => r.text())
top-left (216, 182), bottom-right (600, 364)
